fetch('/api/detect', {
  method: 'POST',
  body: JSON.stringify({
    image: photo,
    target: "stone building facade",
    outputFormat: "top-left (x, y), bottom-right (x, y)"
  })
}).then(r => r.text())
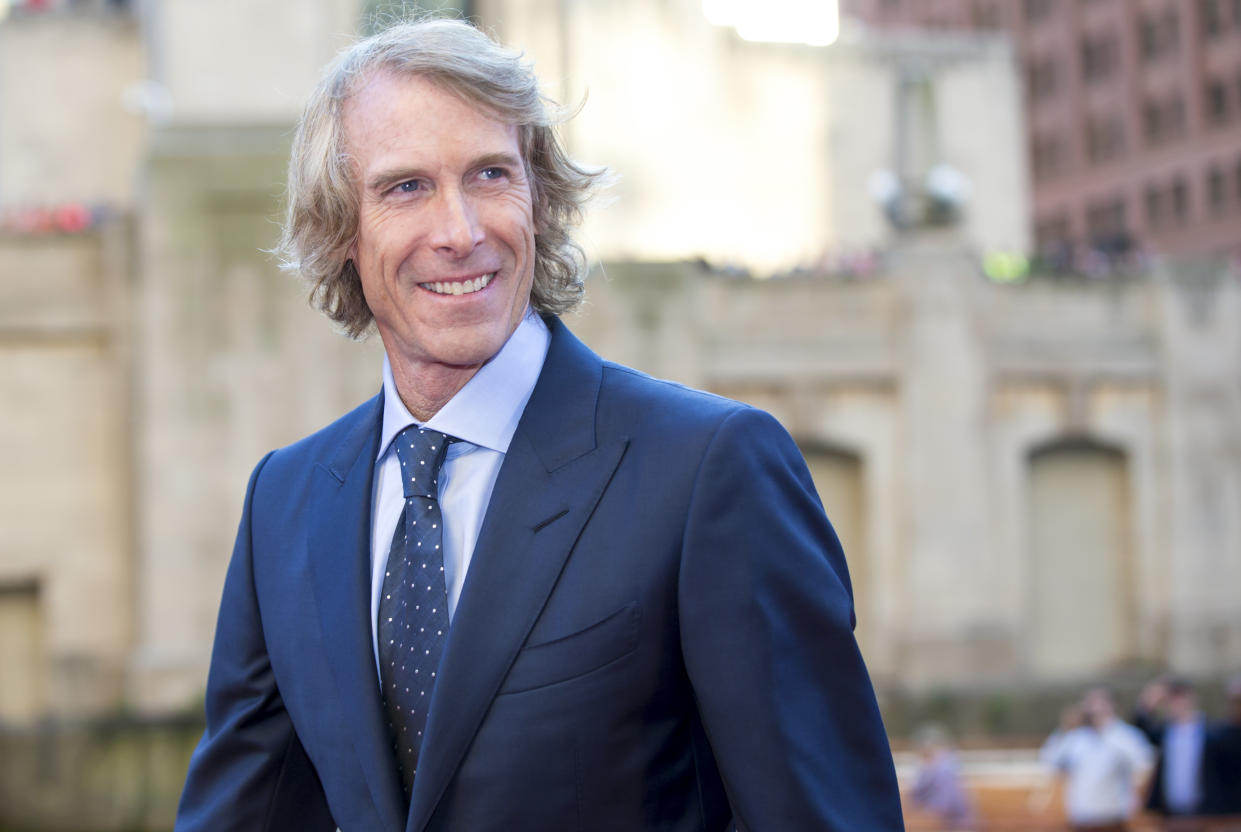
top-left (572, 245), bottom-right (1241, 692)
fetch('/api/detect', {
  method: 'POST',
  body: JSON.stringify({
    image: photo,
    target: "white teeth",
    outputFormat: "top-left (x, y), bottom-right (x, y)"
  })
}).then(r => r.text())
top-left (425, 273), bottom-right (494, 296)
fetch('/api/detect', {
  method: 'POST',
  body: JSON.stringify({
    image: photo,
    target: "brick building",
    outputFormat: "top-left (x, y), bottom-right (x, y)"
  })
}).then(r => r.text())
top-left (844, 0), bottom-right (1241, 260)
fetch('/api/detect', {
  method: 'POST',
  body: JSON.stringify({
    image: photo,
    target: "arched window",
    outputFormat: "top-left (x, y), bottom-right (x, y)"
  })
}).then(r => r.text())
top-left (800, 444), bottom-right (870, 653)
top-left (0, 579), bottom-right (45, 724)
top-left (1026, 439), bottom-right (1134, 678)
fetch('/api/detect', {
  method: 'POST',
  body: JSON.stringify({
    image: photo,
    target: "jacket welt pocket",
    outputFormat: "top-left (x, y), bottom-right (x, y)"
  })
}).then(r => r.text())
top-left (499, 602), bottom-right (642, 695)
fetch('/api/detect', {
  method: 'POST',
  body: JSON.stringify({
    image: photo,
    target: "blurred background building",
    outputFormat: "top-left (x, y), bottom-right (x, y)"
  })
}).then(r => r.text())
top-left (846, 0), bottom-right (1241, 262)
top-left (0, 0), bottom-right (1238, 828)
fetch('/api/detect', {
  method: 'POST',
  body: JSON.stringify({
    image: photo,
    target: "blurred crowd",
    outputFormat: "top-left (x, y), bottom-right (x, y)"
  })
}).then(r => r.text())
top-left (906, 673), bottom-right (1241, 832)
top-left (1030, 235), bottom-right (1154, 280)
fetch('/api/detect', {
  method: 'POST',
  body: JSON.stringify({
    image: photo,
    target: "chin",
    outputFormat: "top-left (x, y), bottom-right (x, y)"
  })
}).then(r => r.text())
top-left (432, 334), bottom-right (510, 369)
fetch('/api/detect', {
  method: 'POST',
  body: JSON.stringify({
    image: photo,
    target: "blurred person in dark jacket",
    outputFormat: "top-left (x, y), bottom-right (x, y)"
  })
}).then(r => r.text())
top-left (1211, 673), bottom-right (1241, 815)
top-left (1134, 676), bottom-right (1241, 818)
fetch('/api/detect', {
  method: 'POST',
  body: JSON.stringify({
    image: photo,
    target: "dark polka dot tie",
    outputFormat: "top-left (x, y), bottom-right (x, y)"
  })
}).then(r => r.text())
top-left (378, 426), bottom-right (454, 797)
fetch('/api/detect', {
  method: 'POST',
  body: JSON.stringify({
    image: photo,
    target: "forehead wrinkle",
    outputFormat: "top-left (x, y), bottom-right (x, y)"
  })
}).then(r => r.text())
top-left (343, 70), bottom-right (529, 197)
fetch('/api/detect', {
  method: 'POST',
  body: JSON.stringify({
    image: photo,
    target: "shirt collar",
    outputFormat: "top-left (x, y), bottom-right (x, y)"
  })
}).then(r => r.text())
top-left (377, 310), bottom-right (550, 461)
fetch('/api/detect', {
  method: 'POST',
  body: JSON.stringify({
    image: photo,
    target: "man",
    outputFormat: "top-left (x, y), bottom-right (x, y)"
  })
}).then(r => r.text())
top-left (1040, 687), bottom-right (1153, 832)
top-left (907, 723), bottom-right (976, 831)
top-left (1220, 673), bottom-right (1241, 815)
top-left (1135, 676), bottom-right (1241, 818)
top-left (175, 18), bottom-right (902, 832)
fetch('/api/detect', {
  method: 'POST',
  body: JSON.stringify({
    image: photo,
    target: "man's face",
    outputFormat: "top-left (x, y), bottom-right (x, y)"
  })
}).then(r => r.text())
top-left (1081, 688), bottom-right (1114, 725)
top-left (1167, 690), bottom-right (1197, 722)
top-left (345, 71), bottom-right (536, 378)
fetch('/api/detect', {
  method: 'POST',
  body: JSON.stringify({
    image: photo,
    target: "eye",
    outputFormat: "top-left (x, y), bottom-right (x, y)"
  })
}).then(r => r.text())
top-left (394, 180), bottom-right (422, 193)
top-left (479, 166), bottom-right (507, 181)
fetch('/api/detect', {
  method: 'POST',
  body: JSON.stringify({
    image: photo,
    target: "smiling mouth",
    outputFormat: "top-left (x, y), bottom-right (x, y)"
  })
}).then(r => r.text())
top-left (422, 273), bottom-right (495, 296)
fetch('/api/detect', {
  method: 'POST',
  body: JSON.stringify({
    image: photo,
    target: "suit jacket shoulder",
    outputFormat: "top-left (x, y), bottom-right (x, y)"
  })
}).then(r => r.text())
top-left (249, 393), bottom-right (383, 508)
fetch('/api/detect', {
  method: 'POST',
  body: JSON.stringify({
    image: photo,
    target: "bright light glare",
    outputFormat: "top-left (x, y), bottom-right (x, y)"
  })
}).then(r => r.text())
top-left (703, 0), bottom-right (839, 47)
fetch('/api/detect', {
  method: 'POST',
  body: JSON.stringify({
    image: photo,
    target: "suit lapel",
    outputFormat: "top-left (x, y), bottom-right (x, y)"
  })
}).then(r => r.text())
top-left (406, 319), bottom-right (628, 832)
top-left (306, 394), bottom-right (408, 832)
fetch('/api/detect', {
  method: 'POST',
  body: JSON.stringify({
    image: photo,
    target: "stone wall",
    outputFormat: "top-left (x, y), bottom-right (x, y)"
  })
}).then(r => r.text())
top-left (567, 240), bottom-right (1241, 689)
top-left (0, 716), bottom-right (200, 832)
top-left (0, 13), bottom-right (145, 209)
top-left (127, 126), bottom-right (385, 713)
top-left (0, 222), bottom-right (135, 722)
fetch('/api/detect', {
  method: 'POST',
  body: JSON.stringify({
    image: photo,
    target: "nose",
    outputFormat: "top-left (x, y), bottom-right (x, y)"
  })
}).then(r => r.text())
top-left (427, 186), bottom-right (483, 255)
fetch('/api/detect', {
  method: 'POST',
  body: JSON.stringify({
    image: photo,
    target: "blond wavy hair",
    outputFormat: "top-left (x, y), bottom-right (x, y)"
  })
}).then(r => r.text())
top-left (276, 18), bottom-right (603, 338)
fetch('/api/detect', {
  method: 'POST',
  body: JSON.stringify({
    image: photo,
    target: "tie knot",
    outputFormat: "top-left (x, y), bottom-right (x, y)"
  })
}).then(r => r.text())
top-left (392, 426), bottom-right (454, 500)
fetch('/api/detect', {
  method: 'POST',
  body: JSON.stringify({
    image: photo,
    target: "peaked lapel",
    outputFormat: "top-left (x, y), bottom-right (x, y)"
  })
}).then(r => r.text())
top-left (406, 319), bottom-right (629, 832)
top-left (306, 394), bottom-right (408, 832)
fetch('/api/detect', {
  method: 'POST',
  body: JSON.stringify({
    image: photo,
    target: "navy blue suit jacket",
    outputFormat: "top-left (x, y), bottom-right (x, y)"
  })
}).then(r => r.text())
top-left (176, 318), bottom-right (903, 831)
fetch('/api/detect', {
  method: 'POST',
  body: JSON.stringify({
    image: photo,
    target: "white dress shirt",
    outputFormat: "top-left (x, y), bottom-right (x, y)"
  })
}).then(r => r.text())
top-left (368, 311), bottom-right (550, 674)
top-left (1040, 719), bottom-right (1154, 824)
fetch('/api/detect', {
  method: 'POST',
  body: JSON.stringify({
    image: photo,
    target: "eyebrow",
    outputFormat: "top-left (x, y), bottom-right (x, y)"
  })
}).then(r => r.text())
top-left (366, 167), bottom-right (427, 194)
top-left (365, 152), bottom-right (525, 194)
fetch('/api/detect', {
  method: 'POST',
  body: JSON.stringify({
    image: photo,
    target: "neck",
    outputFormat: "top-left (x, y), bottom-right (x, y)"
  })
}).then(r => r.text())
top-left (389, 360), bottom-right (481, 422)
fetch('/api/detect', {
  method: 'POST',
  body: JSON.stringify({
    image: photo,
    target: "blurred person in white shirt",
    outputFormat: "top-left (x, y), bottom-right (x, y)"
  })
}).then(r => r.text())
top-left (1040, 686), bottom-right (1153, 832)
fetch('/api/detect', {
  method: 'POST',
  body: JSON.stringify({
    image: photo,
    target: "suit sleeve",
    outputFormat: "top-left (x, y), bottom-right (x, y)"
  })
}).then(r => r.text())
top-left (678, 407), bottom-right (904, 831)
top-left (1132, 708), bottom-right (1163, 746)
top-left (175, 453), bottom-right (335, 832)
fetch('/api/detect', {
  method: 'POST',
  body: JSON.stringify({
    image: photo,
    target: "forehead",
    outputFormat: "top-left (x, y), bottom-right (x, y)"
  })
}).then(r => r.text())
top-left (342, 70), bottom-right (521, 166)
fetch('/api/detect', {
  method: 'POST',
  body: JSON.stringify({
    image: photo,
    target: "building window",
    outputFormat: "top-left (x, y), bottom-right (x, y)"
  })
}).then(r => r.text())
top-left (1086, 115), bottom-right (1125, 164)
top-left (801, 446), bottom-right (872, 659)
top-left (1165, 10), bottom-right (1182, 53)
top-left (1081, 35), bottom-right (1118, 83)
top-left (1036, 213), bottom-right (1071, 249)
top-left (1086, 195), bottom-right (1127, 242)
top-left (1024, 0), bottom-right (1053, 24)
top-left (1027, 57), bottom-right (1059, 101)
top-left (1032, 134), bottom-right (1065, 181)
top-left (1139, 10), bottom-right (1181, 61)
top-left (1206, 79), bottom-right (1230, 125)
top-left (1143, 100), bottom-right (1162, 142)
top-left (1171, 176), bottom-right (1190, 224)
top-left (971, 1), bottom-right (1003, 29)
top-left (1200, 0), bottom-right (1225, 38)
top-left (0, 581), bottom-right (46, 724)
top-left (1145, 184), bottom-right (1165, 228)
top-left (1139, 15), bottom-right (1159, 60)
top-left (1144, 94), bottom-right (1188, 145)
top-left (1208, 166), bottom-right (1227, 215)
top-left (1027, 442), bottom-right (1135, 677)
top-left (1169, 96), bottom-right (1187, 136)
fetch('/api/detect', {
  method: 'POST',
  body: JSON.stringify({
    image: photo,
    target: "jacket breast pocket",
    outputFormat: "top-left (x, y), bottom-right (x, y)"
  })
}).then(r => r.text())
top-left (498, 602), bottom-right (642, 695)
